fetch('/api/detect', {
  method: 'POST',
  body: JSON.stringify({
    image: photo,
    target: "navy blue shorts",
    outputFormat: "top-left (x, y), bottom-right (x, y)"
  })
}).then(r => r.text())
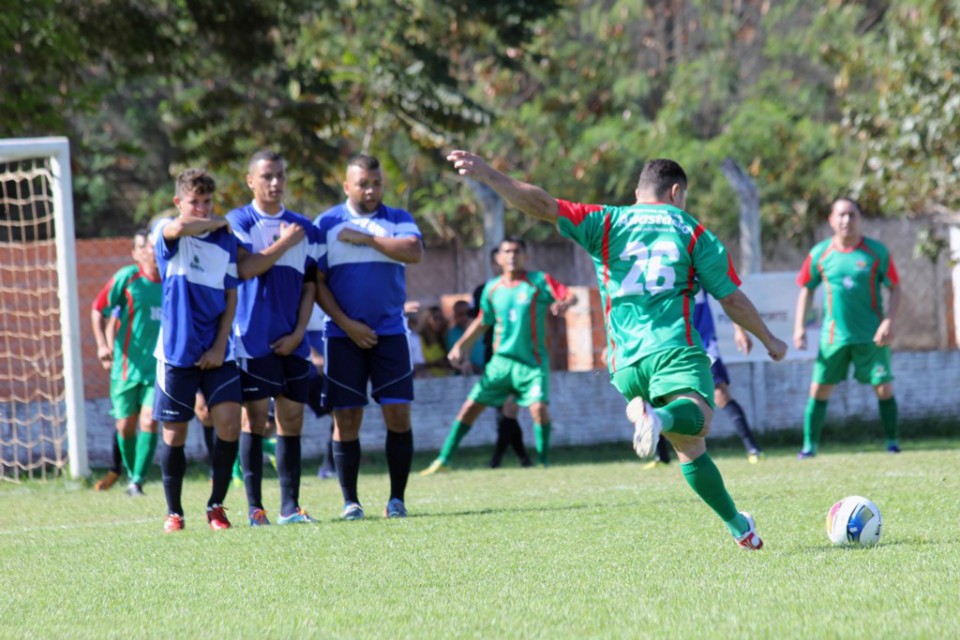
top-left (710, 358), bottom-right (731, 387)
top-left (237, 354), bottom-right (311, 403)
top-left (154, 361), bottom-right (242, 423)
top-left (323, 334), bottom-right (414, 409)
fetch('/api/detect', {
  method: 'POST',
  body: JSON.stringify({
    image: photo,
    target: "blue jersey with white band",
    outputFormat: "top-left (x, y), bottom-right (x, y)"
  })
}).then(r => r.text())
top-left (226, 203), bottom-right (321, 360)
top-left (314, 201), bottom-right (421, 338)
top-left (693, 289), bottom-right (720, 364)
top-left (153, 218), bottom-right (239, 367)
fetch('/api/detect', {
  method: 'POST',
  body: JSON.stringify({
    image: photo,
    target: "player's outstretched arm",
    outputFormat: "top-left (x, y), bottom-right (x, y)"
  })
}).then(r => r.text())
top-left (716, 289), bottom-right (787, 361)
top-left (793, 287), bottom-right (813, 350)
top-left (446, 150), bottom-right (559, 224)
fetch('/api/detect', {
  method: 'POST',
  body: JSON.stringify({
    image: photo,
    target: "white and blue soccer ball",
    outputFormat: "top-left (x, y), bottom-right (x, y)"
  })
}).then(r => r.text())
top-left (826, 496), bottom-right (883, 546)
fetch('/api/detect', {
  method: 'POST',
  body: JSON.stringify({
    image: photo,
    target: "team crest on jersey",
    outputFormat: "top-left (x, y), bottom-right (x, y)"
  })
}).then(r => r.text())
top-left (843, 275), bottom-right (854, 289)
top-left (190, 254), bottom-right (205, 272)
top-left (856, 259), bottom-right (867, 270)
top-left (516, 291), bottom-right (529, 303)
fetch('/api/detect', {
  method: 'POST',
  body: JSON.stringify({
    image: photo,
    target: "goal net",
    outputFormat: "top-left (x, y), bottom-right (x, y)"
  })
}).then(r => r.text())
top-left (0, 138), bottom-right (87, 481)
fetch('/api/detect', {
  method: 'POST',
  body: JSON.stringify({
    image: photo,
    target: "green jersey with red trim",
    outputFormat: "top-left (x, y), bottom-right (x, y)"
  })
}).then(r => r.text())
top-left (556, 200), bottom-right (740, 373)
top-left (479, 270), bottom-right (569, 368)
top-left (92, 264), bottom-right (163, 384)
top-left (796, 236), bottom-right (898, 346)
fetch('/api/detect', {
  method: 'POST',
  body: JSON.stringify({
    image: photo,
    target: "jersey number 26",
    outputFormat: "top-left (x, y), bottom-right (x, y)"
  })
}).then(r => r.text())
top-left (618, 240), bottom-right (679, 296)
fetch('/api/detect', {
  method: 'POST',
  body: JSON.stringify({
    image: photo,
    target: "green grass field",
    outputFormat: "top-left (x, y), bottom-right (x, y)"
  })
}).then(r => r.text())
top-left (1, 437), bottom-right (958, 639)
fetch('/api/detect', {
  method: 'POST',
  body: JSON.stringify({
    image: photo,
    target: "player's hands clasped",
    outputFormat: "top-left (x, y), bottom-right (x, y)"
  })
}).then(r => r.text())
top-left (344, 320), bottom-right (377, 350)
top-left (270, 331), bottom-right (303, 356)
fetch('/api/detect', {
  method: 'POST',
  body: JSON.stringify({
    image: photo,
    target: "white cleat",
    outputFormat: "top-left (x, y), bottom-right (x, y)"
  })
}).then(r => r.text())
top-left (735, 512), bottom-right (764, 550)
top-left (627, 397), bottom-right (662, 459)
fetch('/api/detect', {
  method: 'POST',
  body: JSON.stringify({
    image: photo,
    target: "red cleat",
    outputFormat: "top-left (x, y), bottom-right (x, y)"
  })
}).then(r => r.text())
top-left (206, 505), bottom-right (231, 530)
top-left (164, 514), bottom-right (185, 533)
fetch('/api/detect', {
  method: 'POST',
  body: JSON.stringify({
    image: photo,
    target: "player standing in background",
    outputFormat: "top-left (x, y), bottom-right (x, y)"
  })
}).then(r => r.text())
top-left (794, 197), bottom-right (901, 458)
top-left (421, 237), bottom-right (576, 474)
top-left (446, 151), bottom-right (787, 549)
top-left (153, 169), bottom-right (243, 533)
top-left (91, 230), bottom-right (163, 496)
top-left (314, 154), bottom-right (423, 520)
top-left (645, 290), bottom-right (763, 468)
top-left (93, 309), bottom-right (126, 490)
top-left (227, 150), bottom-right (320, 526)
top-left (471, 250), bottom-right (533, 469)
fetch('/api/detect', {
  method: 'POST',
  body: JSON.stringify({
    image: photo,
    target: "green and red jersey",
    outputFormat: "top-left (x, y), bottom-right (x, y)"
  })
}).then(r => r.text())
top-left (92, 264), bottom-right (162, 384)
top-left (796, 236), bottom-right (899, 346)
top-left (556, 200), bottom-right (740, 373)
top-left (478, 270), bottom-right (569, 368)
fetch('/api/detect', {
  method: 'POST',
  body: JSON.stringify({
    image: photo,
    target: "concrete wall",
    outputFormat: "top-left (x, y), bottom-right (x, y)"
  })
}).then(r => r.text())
top-left (83, 349), bottom-right (960, 465)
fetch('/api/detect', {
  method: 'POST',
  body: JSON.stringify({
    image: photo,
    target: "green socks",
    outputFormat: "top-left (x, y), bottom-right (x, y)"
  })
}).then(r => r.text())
top-left (534, 423), bottom-right (552, 466)
top-left (681, 452), bottom-right (748, 537)
top-left (118, 433), bottom-right (136, 478)
top-left (878, 397), bottom-right (899, 447)
top-left (130, 431), bottom-right (158, 485)
top-left (654, 398), bottom-right (705, 436)
top-left (438, 420), bottom-right (472, 463)
top-left (803, 398), bottom-right (828, 453)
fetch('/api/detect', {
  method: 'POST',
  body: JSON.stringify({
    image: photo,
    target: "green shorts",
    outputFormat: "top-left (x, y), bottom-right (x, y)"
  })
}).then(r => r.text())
top-left (467, 354), bottom-right (549, 407)
top-left (813, 342), bottom-right (894, 386)
top-left (610, 346), bottom-right (714, 408)
top-left (110, 379), bottom-right (155, 420)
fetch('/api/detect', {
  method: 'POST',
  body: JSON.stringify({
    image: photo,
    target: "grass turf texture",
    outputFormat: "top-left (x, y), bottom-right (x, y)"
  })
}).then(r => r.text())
top-left (1, 437), bottom-right (958, 639)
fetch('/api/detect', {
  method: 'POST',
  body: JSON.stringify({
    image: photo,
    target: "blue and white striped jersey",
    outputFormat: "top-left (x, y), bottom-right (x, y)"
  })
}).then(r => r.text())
top-left (153, 218), bottom-right (239, 367)
top-left (314, 201), bottom-right (421, 338)
top-left (226, 203), bottom-right (322, 360)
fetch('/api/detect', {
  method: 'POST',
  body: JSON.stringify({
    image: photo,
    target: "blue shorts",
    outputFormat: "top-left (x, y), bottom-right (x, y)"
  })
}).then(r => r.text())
top-left (154, 361), bottom-right (242, 423)
top-left (323, 334), bottom-right (413, 409)
top-left (710, 358), bottom-right (730, 387)
top-left (237, 353), bottom-right (311, 403)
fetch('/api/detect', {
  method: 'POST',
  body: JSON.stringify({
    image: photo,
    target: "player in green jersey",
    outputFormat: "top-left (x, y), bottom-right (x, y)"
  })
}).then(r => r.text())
top-left (420, 237), bottom-right (577, 474)
top-left (91, 229), bottom-right (163, 496)
top-left (446, 151), bottom-right (787, 550)
top-left (794, 197), bottom-right (902, 458)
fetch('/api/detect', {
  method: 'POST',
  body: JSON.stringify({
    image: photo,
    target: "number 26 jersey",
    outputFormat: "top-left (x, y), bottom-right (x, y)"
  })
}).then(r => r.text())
top-left (557, 199), bottom-right (740, 373)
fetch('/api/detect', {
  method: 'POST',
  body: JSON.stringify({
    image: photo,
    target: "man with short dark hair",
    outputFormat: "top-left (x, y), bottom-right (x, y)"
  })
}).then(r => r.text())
top-left (226, 149), bottom-right (321, 526)
top-left (446, 151), bottom-right (787, 549)
top-left (314, 154), bottom-right (423, 520)
top-left (794, 197), bottom-right (901, 458)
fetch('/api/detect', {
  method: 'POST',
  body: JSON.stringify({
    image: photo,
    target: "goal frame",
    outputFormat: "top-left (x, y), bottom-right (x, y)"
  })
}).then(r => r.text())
top-left (0, 137), bottom-right (88, 479)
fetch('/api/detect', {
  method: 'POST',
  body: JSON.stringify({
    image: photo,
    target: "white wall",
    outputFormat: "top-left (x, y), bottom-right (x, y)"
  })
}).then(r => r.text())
top-left (83, 350), bottom-right (960, 465)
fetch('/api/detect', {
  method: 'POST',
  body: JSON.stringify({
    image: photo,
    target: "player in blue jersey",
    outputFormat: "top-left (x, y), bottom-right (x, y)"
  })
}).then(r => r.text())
top-left (152, 169), bottom-right (243, 533)
top-left (314, 154), bottom-right (423, 520)
top-left (226, 150), bottom-right (322, 527)
top-left (646, 290), bottom-right (763, 467)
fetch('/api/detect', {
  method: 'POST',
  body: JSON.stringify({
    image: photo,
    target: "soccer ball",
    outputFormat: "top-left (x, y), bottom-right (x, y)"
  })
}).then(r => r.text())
top-left (826, 496), bottom-right (882, 546)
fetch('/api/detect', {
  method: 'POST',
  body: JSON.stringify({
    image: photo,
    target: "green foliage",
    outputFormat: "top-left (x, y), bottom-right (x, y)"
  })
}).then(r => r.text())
top-left (842, 0), bottom-right (960, 214)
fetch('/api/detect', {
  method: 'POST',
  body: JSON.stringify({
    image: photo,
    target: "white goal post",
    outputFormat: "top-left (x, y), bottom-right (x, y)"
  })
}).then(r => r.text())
top-left (0, 137), bottom-right (88, 480)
